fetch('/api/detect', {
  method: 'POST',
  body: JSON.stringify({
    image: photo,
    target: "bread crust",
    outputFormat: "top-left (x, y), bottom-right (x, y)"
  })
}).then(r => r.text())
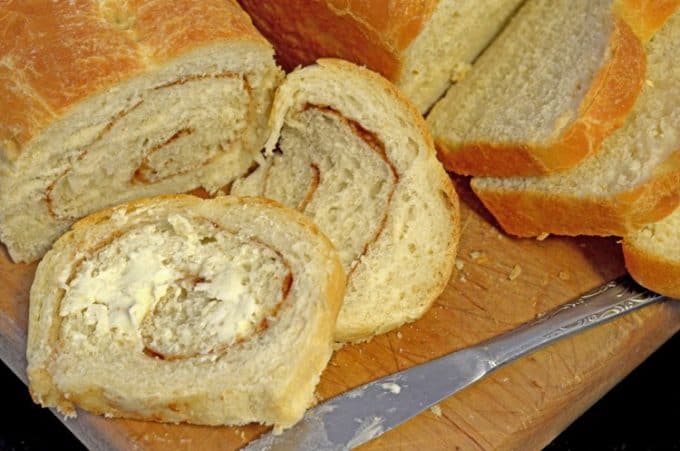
top-left (436, 17), bottom-right (646, 176)
top-left (472, 150), bottom-right (680, 237)
top-left (0, 0), bottom-right (269, 161)
top-left (623, 241), bottom-right (680, 299)
top-left (238, 0), bottom-right (437, 80)
top-left (27, 194), bottom-right (346, 426)
top-left (615, 0), bottom-right (680, 41)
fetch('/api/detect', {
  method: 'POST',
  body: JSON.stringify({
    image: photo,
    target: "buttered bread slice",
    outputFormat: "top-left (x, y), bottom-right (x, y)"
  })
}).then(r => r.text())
top-left (27, 195), bottom-right (345, 428)
top-left (472, 9), bottom-right (680, 238)
top-left (624, 208), bottom-right (680, 299)
top-left (232, 59), bottom-right (460, 342)
top-left (427, 0), bottom-right (676, 176)
top-left (0, 0), bottom-right (283, 263)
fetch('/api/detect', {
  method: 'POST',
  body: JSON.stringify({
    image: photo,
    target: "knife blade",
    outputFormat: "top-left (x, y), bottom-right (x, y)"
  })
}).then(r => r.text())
top-left (244, 276), bottom-right (665, 450)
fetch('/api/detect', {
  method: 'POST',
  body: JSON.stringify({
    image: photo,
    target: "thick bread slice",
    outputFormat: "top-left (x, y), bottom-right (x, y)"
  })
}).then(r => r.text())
top-left (238, 0), bottom-right (524, 112)
top-left (623, 208), bottom-right (680, 299)
top-left (0, 0), bottom-right (283, 263)
top-left (427, 0), bottom-right (673, 176)
top-left (27, 195), bottom-right (345, 429)
top-left (471, 9), bottom-right (680, 238)
top-left (232, 59), bottom-right (460, 342)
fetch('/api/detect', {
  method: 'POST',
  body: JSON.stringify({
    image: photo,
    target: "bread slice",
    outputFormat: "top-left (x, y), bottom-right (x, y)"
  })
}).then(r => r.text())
top-left (471, 8), bottom-right (680, 238)
top-left (232, 59), bottom-right (460, 342)
top-left (27, 195), bottom-right (345, 429)
top-left (0, 0), bottom-right (283, 263)
top-left (623, 208), bottom-right (680, 299)
top-left (239, 0), bottom-right (525, 112)
top-left (427, 0), bottom-right (666, 176)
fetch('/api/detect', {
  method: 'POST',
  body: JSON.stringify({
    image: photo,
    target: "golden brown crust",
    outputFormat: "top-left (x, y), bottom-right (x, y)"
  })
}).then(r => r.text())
top-left (0, 0), bottom-right (269, 161)
top-left (238, 0), bottom-right (436, 79)
top-left (615, 0), bottom-right (680, 41)
top-left (472, 150), bottom-right (680, 237)
top-left (315, 58), bottom-right (439, 156)
top-left (623, 241), bottom-right (680, 299)
top-left (437, 18), bottom-right (646, 177)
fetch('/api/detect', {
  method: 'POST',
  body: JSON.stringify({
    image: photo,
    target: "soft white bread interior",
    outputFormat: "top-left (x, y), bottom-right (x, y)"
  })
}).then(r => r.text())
top-left (398, 0), bottom-right (525, 112)
top-left (427, 0), bottom-right (652, 176)
top-left (0, 0), bottom-right (283, 263)
top-left (471, 8), bottom-right (680, 237)
top-left (238, 0), bottom-right (524, 112)
top-left (623, 207), bottom-right (680, 299)
top-left (232, 59), bottom-right (460, 342)
top-left (27, 195), bottom-right (345, 428)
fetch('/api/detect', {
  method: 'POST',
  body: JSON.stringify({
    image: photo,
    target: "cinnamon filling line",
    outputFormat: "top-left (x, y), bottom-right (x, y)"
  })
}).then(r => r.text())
top-left (45, 72), bottom-right (252, 220)
top-left (53, 219), bottom-right (293, 363)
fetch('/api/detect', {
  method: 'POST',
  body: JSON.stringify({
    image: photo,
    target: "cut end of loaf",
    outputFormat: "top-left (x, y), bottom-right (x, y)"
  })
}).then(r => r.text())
top-left (0, 42), bottom-right (283, 263)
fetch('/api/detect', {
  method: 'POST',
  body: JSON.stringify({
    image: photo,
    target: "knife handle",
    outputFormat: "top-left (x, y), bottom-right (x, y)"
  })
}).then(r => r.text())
top-left (478, 276), bottom-right (665, 368)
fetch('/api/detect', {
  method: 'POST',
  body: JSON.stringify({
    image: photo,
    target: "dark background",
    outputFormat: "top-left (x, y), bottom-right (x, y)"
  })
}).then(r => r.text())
top-left (2, 332), bottom-right (678, 450)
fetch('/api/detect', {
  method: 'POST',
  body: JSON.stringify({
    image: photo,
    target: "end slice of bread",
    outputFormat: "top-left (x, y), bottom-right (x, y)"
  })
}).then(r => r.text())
top-left (427, 0), bottom-right (670, 176)
top-left (623, 207), bottom-right (680, 299)
top-left (471, 9), bottom-right (680, 238)
top-left (26, 195), bottom-right (345, 429)
top-left (232, 59), bottom-right (460, 342)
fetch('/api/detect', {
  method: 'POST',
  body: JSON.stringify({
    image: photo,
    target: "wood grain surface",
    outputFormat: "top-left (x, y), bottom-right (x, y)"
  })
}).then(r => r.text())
top-left (1, 177), bottom-right (678, 450)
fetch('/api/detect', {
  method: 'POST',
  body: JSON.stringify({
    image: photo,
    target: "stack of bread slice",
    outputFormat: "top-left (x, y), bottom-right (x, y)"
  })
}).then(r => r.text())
top-left (433, 2), bottom-right (680, 297)
top-left (471, 6), bottom-right (680, 237)
top-left (2, 0), bottom-right (459, 429)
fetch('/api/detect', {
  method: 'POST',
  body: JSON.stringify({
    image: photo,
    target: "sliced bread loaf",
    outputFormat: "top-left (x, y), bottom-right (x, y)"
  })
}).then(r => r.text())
top-left (471, 8), bottom-right (680, 237)
top-left (0, 0), bottom-right (283, 263)
top-left (232, 59), bottom-right (460, 342)
top-left (239, 0), bottom-right (525, 112)
top-left (27, 195), bottom-right (345, 428)
top-left (427, 0), bottom-right (670, 176)
top-left (623, 207), bottom-right (680, 299)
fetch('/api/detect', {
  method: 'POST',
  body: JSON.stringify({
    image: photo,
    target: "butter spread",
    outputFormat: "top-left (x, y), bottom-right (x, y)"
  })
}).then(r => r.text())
top-left (59, 215), bottom-right (287, 355)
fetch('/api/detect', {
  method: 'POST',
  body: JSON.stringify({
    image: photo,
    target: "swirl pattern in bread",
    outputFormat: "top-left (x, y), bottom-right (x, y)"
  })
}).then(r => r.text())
top-left (27, 195), bottom-right (345, 428)
top-left (233, 59), bottom-right (460, 342)
top-left (0, 0), bottom-right (283, 263)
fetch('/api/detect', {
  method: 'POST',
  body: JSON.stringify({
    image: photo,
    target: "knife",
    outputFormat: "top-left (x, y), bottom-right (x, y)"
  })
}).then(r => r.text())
top-left (244, 276), bottom-right (666, 450)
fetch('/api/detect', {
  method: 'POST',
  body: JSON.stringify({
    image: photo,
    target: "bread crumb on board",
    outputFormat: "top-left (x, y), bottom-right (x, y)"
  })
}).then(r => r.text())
top-left (536, 232), bottom-right (550, 241)
top-left (508, 265), bottom-right (522, 281)
top-left (469, 250), bottom-right (489, 264)
top-left (455, 258), bottom-right (465, 270)
top-left (430, 404), bottom-right (443, 417)
top-left (558, 270), bottom-right (570, 281)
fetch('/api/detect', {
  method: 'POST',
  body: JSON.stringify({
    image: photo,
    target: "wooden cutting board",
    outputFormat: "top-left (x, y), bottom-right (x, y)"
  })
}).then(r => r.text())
top-left (1, 177), bottom-right (679, 450)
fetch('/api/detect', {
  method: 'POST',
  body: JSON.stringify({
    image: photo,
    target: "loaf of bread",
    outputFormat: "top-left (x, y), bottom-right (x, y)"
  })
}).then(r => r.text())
top-left (0, 0), bottom-right (283, 263)
top-left (623, 208), bottom-right (680, 299)
top-left (27, 195), bottom-right (345, 428)
top-left (427, 0), bottom-right (672, 176)
top-left (238, 0), bottom-right (524, 112)
top-left (232, 59), bottom-right (460, 342)
top-left (471, 8), bottom-right (680, 238)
